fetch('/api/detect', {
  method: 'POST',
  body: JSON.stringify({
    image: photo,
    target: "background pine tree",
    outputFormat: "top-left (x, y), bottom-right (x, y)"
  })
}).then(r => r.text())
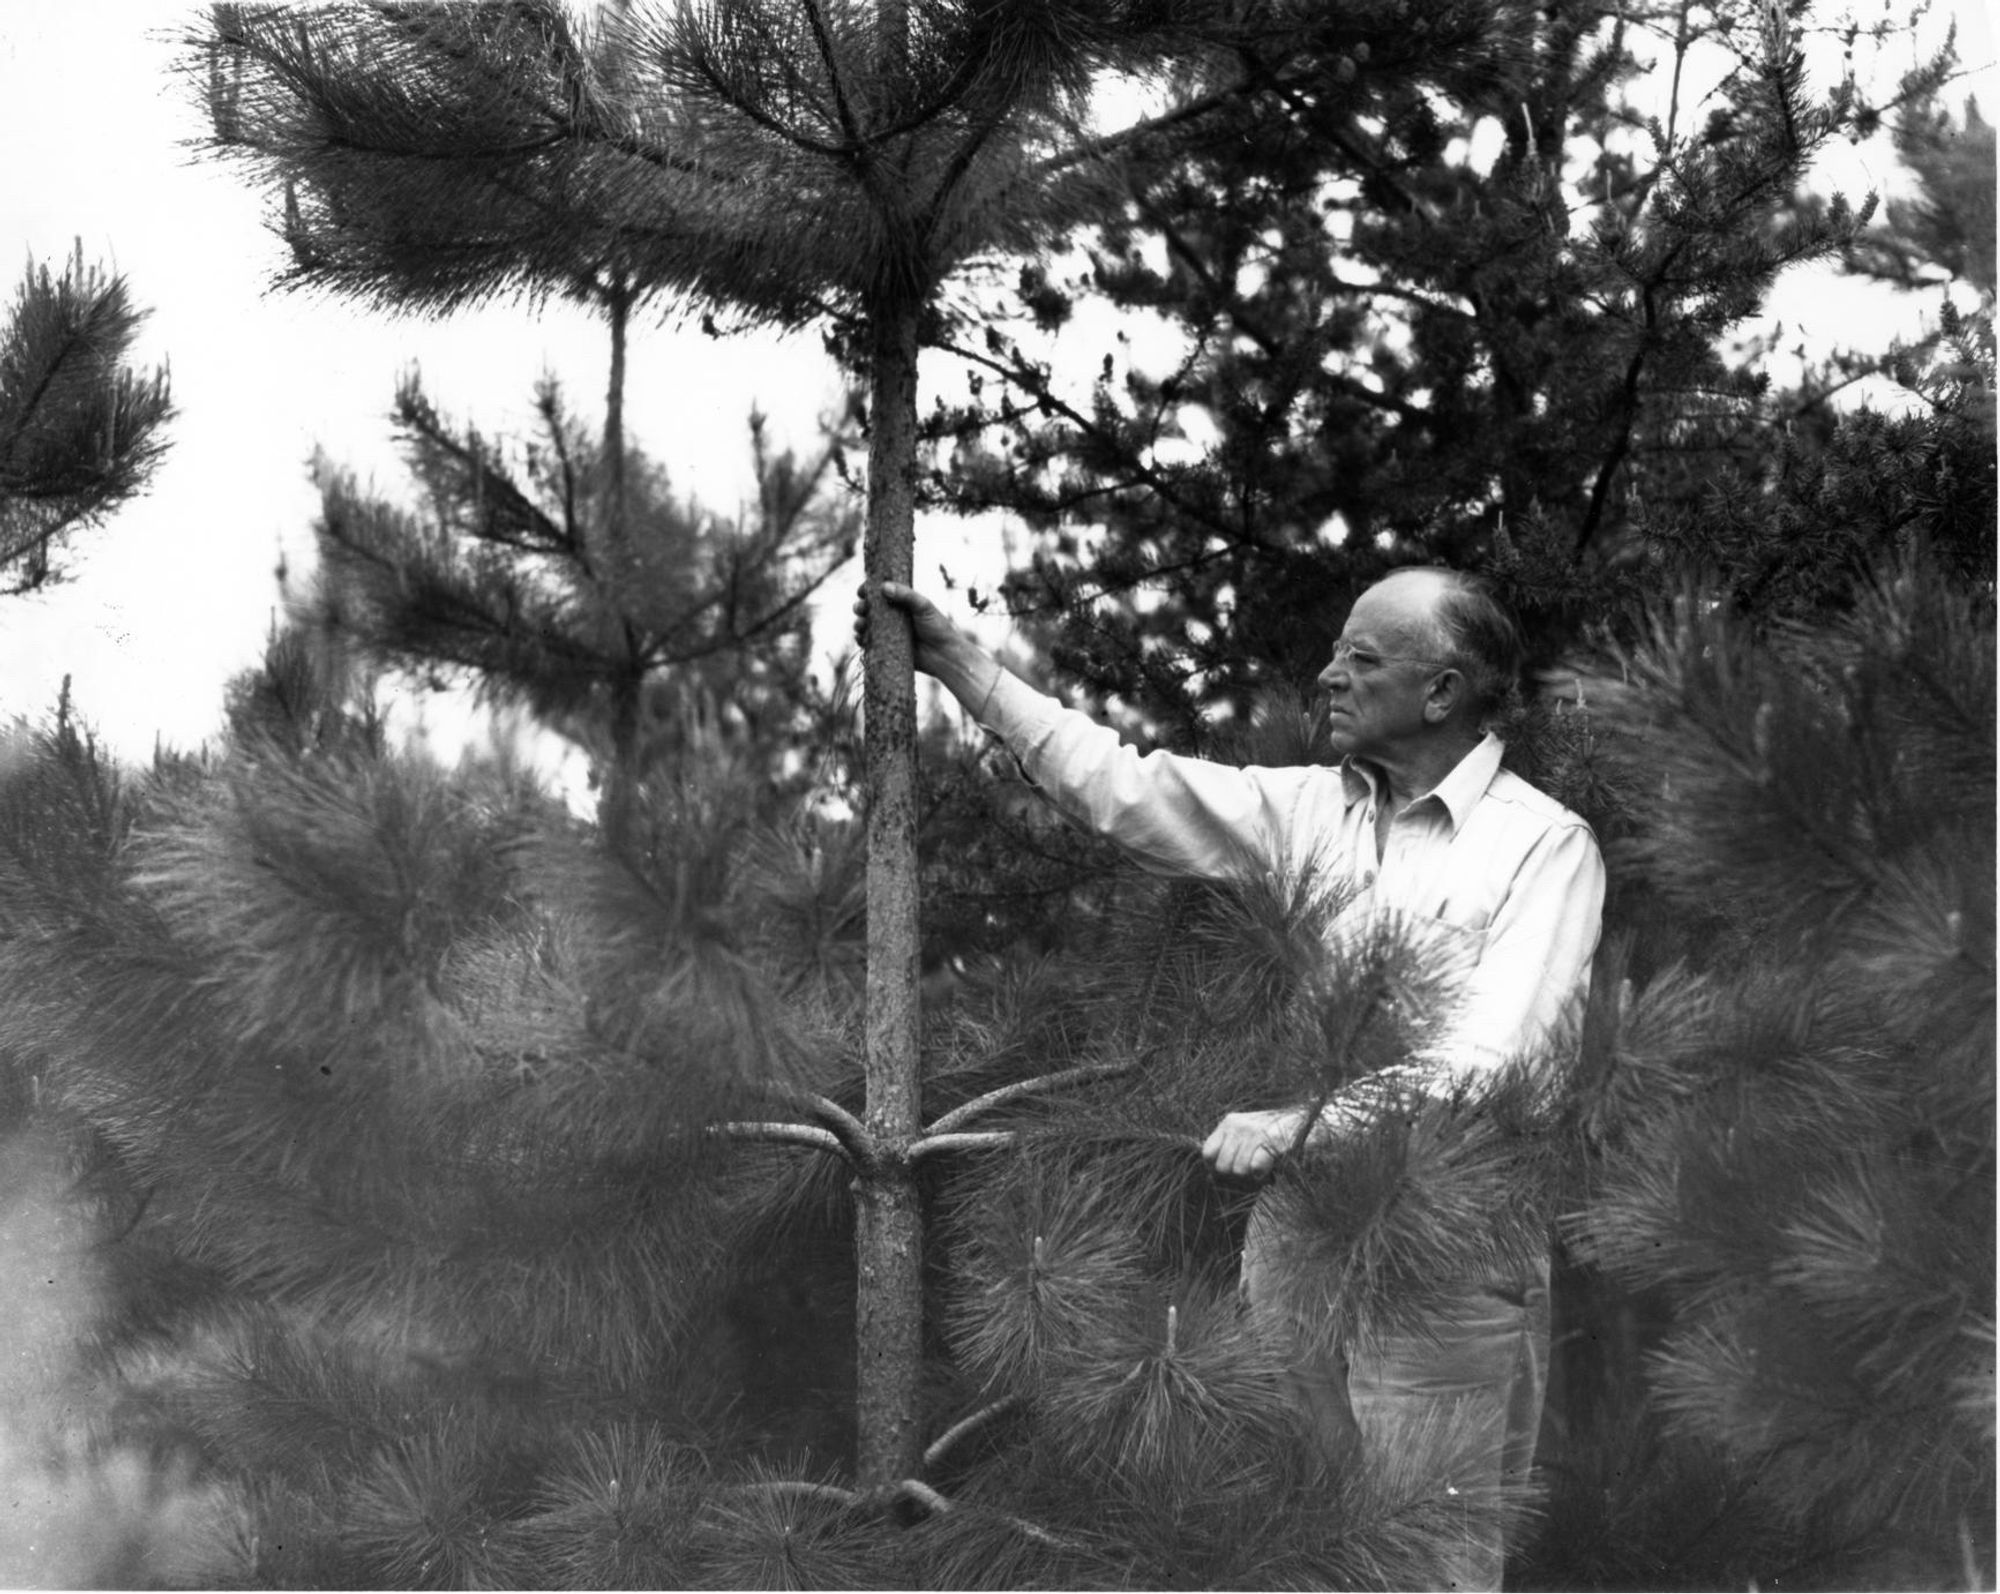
top-left (1845, 88), bottom-right (1996, 296)
top-left (1650, 78), bottom-right (1997, 625)
top-left (928, 0), bottom-right (1964, 726)
top-left (303, 365), bottom-right (860, 841)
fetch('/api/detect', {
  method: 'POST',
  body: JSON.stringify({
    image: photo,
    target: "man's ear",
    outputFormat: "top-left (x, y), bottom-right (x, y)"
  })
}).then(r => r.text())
top-left (1423, 667), bottom-right (1466, 724)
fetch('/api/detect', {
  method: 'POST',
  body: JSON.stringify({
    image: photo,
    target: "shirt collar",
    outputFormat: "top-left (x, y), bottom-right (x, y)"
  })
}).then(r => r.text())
top-left (1340, 732), bottom-right (1505, 837)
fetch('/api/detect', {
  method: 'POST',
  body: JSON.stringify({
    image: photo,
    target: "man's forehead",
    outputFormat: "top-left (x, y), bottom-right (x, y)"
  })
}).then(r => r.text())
top-left (1344, 570), bottom-right (1448, 635)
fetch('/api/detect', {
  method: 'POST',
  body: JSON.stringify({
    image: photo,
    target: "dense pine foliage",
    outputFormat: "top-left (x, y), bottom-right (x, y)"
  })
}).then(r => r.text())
top-left (928, 0), bottom-right (1978, 725)
top-left (0, 631), bottom-right (1550, 1585)
top-left (1528, 559), bottom-right (1995, 1589)
top-left (0, 547), bottom-right (1989, 1586)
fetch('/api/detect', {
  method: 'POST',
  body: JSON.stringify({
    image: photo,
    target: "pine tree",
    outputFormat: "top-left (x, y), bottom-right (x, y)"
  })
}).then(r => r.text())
top-left (187, 0), bottom-right (1472, 1489)
top-left (1524, 554), bottom-right (1995, 1588)
top-left (1659, 78), bottom-right (1998, 621)
top-left (303, 364), bottom-right (860, 846)
top-left (0, 245), bottom-right (173, 596)
top-left (188, 0), bottom-right (1184, 1487)
top-left (0, 693), bottom-right (231, 1585)
top-left (932, 0), bottom-right (1955, 729)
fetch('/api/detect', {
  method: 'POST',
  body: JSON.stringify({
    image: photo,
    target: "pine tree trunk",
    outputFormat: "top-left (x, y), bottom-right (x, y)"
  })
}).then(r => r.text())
top-left (605, 278), bottom-right (629, 523)
top-left (599, 670), bottom-right (641, 851)
top-left (855, 292), bottom-right (925, 1492)
top-left (597, 283), bottom-right (639, 852)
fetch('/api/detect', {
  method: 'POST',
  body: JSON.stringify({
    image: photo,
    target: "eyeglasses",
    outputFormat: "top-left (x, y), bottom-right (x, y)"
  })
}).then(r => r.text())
top-left (1327, 641), bottom-right (1453, 673)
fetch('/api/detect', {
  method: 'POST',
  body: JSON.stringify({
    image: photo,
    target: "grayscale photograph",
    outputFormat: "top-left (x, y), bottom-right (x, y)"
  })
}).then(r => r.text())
top-left (0, 0), bottom-right (1991, 1586)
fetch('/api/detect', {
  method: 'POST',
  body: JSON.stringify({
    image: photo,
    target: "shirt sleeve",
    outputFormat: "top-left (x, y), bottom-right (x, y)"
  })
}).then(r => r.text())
top-left (1421, 819), bottom-right (1606, 1082)
top-left (973, 668), bottom-right (1320, 882)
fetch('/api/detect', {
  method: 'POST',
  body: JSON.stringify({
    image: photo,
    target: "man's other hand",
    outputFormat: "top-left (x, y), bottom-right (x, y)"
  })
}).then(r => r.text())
top-left (1202, 1107), bottom-right (1309, 1182)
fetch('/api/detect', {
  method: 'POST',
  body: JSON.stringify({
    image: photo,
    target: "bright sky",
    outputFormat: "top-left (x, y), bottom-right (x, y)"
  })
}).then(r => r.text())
top-left (0, 0), bottom-right (1991, 767)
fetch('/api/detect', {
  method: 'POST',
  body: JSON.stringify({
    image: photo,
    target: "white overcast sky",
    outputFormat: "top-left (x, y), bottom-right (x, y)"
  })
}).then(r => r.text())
top-left (0, 0), bottom-right (1991, 766)
top-left (0, 0), bottom-right (860, 768)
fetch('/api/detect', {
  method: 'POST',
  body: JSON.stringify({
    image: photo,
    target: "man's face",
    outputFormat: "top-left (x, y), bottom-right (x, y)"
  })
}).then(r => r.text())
top-left (1316, 575), bottom-right (1452, 763)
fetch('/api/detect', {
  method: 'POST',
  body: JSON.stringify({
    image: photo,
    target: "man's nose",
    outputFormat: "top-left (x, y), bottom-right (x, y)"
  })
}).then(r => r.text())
top-left (1317, 658), bottom-right (1345, 691)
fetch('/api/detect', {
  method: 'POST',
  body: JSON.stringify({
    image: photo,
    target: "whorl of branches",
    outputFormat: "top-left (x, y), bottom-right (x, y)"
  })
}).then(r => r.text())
top-left (192, 0), bottom-right (1209, 325)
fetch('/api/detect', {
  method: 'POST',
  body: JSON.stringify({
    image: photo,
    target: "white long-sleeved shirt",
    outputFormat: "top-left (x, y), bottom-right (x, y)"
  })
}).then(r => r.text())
top-left (975, 671), bottom-right (1606, 1084)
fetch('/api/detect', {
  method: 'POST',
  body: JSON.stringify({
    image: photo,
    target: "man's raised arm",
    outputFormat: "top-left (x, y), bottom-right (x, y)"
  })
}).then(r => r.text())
top-left (852, 582), bottom-right (1319, 885)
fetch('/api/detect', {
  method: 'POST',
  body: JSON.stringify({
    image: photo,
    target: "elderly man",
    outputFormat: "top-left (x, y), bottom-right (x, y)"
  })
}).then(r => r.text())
top-left (860, 567), bottom-right (1604, 1590)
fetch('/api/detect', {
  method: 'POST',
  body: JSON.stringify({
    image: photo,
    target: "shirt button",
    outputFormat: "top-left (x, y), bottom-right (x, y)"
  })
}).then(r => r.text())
top-left (1361, 871), bottom-right (1376, 888)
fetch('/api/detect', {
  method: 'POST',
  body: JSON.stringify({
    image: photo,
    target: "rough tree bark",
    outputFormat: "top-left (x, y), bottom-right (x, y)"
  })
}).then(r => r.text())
top-left (855, 291), bottom-right (925, 1492)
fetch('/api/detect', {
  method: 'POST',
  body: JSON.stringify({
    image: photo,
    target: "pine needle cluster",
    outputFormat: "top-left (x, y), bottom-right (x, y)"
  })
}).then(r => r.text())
top-left (0, 245), bottom-right (173, 595)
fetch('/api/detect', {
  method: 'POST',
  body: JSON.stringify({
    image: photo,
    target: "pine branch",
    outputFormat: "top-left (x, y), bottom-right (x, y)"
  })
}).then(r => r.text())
top-left (929, 329), bottom-right (1249, 545)
top-left (923, 1058), bottom-right (1138, 1135)
top-left (0, 499), bottom-right (92, 596)
top-left (1034, 76), bottom-right (1250, 179)
top-left (922, 1393), bottom-right (1023, 1469)
top-left (684, 43), bottom-right (850, 160)
top-left (798, 0), bottom-right (863, 148)
top-left (729, 1478), bottom-right (858, 1508)
top-left (696, 1465), bottom-right (895, 1585)
top-left (752, 1081), bottom-right (873, 1159)
top-left (1575, 271), bottom-right (1664, 557)
top-left (540, 378), bottom-right (588, 564)
top-left (909, 1130), bottom-right (1017, 1162)
top-left (891, 1474), bottom-right (1099, 1553)
top-left (391, 375), bottom-right (574, 556)
top-left (860, 50), bottom-right (987, 150)
top-left (707, 1120), bottom-right (853, 1162)
top-left (922, 104), bottom-right (1016, 250)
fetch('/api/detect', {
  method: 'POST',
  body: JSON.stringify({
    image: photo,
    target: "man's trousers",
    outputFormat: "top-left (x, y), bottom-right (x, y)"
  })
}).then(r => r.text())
top-left (1243, 1202), bottom-right (1551, 1593)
